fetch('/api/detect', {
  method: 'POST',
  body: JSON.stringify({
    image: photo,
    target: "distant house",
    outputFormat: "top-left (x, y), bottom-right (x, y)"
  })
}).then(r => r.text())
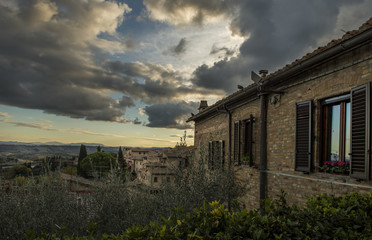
top-left (188, 18), bottom-right (372, 209)
top-left (125, 148), bottom-right (152, 173)
top-left (140, 162), bottom-right (176, 187)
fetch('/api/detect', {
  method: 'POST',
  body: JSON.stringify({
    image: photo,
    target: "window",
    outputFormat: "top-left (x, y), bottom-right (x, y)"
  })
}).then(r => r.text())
top-left (208, 140), bottom-right (224, 170)
top-left (154, 177), bottom-right (158, 183)
top-left (234, 115), bottom-right (255, 166)
top-left (295, 83), bottom-right (371, 180)
top-left (321, 94), bottom-right (350, 163)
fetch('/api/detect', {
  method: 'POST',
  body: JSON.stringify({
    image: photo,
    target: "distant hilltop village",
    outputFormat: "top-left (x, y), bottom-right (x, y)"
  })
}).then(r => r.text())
top-left (0, 143), bottom-right (193, 189)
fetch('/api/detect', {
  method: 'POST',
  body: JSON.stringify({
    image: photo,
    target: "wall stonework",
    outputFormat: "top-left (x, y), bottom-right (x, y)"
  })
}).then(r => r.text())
top-left (263, 42), bottom-right (372, 207)
top-left (192, 39), bottom-right (372, 210)
top-left (194, 113), bottom-right (229, 164)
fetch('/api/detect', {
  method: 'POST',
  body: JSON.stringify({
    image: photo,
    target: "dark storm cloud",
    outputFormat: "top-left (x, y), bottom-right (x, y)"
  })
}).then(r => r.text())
top-left (0, 0), bottom-right (214, 124)
top-left (164, 38), bottom-right (189, 56)
top-left (144, 101), bottom-right (199, 129)
top-left (144, 0), bottom-right (371, 94)
top-left (210, 45), bottom-right (235, 58)
top-left (103, 60), bottom-right (214, 103)
top-left (194, 0), bottom-right (371, 93)
top-left (0, 0), bottom-right (135, 122)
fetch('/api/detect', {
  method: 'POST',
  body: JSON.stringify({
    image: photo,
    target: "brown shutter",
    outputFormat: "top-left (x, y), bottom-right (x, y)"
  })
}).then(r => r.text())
top-left (248, 114), bottom-right (254, 166)
top-left (295, 101), bottom-right (312, 172)
top-left (208, 141), bottom-right (213, 170)
top-left (219, 140), bottom-right (225, 167)
top-left (234, 121), bottom-right (241, 165)
top-left (350, 83), bottom-right (370, 180)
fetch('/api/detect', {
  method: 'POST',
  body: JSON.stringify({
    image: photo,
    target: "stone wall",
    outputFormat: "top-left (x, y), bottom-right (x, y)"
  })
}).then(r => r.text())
top-left (265, 41), bottom-right (372, 206)
top-left (194, 113), bottom-right (229, 164)
top-left (192, 41), bottom-right (372, 210)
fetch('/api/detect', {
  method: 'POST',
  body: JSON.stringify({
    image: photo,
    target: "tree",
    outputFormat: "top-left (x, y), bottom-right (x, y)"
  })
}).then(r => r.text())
top-left (78, 144), bottom-right (87, 176)
top-left (80, 152), bottom-right (116, 178)
top-left (117, 146), bottom-right (126, 170)
top-left (97, 145), bottom-right (102, 152)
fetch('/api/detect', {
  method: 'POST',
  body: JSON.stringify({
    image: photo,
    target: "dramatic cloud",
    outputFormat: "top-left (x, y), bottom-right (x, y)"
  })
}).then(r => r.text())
top-left (164, 38), bottom-right (189, 56)
top-left (0, 0), bottom-right (134, 122)
top-left (0, 0), bottom-right (215, 124)
top-left (144, 0), bottom-right (372, 94)
top-left (103, 60), bottom-right (213, 103)
top-left (144, 101), bottom-right (198, 129)
top-left (1, 0), bottom-right (371, 132)
top-left (143, 0), bottom-right (231, 25)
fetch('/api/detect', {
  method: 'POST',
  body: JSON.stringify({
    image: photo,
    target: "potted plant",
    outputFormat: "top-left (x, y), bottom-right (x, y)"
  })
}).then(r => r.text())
top-left (320, 161), bottom-right (350, 174)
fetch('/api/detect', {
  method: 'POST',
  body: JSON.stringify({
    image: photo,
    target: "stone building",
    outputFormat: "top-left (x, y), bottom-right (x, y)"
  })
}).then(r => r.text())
top-left (187, 18), bottom-right (372, 209)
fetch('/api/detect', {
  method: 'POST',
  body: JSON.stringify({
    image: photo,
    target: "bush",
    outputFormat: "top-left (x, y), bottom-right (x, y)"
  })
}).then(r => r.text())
top-left (21, 192), bottom-right (372, 239)
top-left (123, 192), bottom-right (372, 240)
top-left (80, 152), bottom-right (117, 178)
top-left (61, 166), bottom-right (77, 176)
top-left (6, 164), bottom-right (30, 179)
top-left (0, 158), bottom-right (242, 239)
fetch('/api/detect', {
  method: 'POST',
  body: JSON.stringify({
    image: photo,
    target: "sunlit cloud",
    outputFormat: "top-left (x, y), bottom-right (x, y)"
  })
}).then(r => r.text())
top-left (0, 119), bottom-right (173, 143)
top-left (0, 112), bottom-right (11, 118)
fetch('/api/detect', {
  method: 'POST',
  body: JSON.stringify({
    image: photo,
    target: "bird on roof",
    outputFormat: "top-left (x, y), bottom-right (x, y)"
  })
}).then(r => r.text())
top-left (237, 85), bottom-right (244, 90)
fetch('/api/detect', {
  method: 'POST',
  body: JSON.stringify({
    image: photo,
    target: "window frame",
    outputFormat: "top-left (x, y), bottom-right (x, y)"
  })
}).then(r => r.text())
top-left (234, 115), bottom-right (255, 166)
top-left (320, 93), bottom-right (351, 164)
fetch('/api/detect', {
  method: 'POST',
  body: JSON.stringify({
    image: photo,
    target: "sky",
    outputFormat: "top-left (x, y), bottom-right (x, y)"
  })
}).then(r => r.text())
top-left (0, 0), bottom-right (371, 147)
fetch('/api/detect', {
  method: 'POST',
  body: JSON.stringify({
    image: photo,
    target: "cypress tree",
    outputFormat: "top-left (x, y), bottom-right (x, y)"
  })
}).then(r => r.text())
top-left (117, 146), bottom-right (126, 169)
top-left (78, 144), bottom-right (87, 176)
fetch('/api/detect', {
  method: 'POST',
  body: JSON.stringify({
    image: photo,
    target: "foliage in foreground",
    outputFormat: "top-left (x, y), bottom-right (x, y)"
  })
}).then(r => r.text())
top-left (23, 192), bottom-right (372, 240)
top-left (0, 159), bottom-right (241, 239)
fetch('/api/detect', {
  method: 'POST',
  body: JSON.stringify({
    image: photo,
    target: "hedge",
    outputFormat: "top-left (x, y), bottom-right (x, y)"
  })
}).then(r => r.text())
top-left (24, 191), bottom-right (372, 239)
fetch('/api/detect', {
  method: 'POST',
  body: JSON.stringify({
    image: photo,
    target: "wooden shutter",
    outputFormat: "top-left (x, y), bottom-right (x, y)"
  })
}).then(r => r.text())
top-left (219, 140), bottom-right (225, 168)
top-left (295, 101), bottom-right (312, 172)
top-left (248, 115), bottom-right (254, 166)
top-left (234, 121), bottom-right (241, 165)
top-left (208, 141), bottom-right (213, 170)
top-left (350, 84), bottom-right (370, 180)
top-left (242, 115), bottom-right (254, 166)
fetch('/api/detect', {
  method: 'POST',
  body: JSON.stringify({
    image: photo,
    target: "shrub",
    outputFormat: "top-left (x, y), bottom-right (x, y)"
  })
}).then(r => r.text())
top-left (80, 152), bottom-right (117, 178)
top-left (6, 164), bottom-right (30, 179)
top-left (123, 192), bottom-right (372, 240)
top-left (0, 157), bottom-right (242, 239)
top-left (61, 166), bottom-right (77, 176)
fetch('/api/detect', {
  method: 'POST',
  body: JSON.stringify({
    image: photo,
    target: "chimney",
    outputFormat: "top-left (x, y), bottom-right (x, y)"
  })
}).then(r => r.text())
top-left (198, 100), bottom-right (208, 112)
top-left (259, 70), bottom-right (268, 78)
